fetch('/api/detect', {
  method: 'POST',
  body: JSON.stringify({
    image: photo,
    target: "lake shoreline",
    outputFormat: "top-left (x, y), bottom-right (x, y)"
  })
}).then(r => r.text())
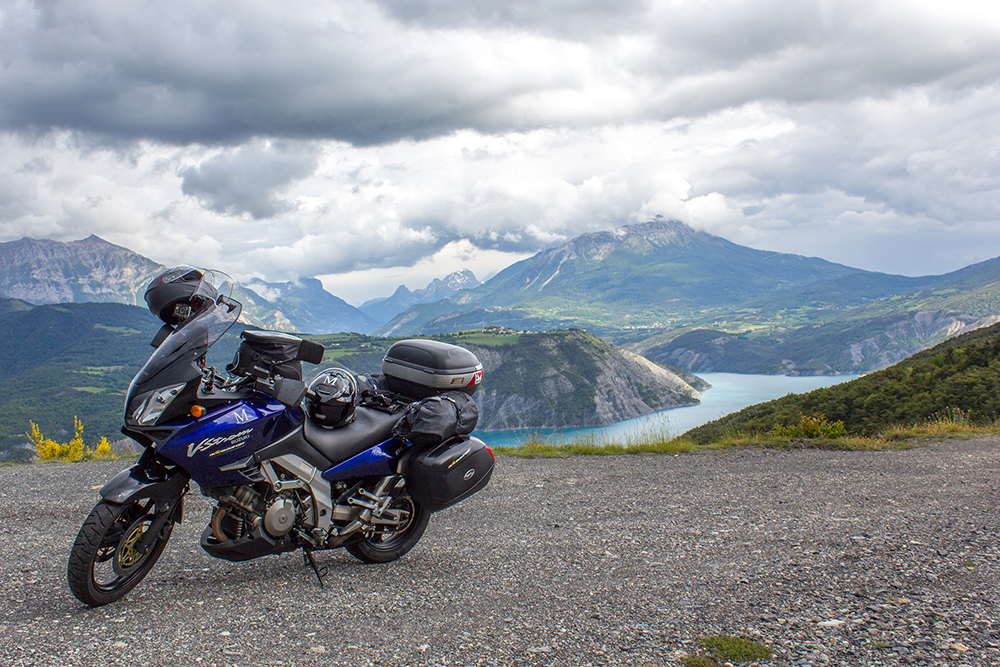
top-left (474, 372), bottom-right (860, 448)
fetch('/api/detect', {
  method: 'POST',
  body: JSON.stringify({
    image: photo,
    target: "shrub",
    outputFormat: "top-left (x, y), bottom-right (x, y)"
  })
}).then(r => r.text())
top-left (769, 413), bottom-right (846, 439)
top-left (27, 417), bottom-right (116, 462)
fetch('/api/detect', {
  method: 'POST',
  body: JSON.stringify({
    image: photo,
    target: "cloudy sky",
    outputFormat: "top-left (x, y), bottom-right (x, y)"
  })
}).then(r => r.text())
top-left (1, 0), bottom-right (999, 304)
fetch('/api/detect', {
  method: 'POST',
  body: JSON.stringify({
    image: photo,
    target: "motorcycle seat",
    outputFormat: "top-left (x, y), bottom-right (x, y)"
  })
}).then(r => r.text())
top-left (302, 406), bottom-right (402, 464)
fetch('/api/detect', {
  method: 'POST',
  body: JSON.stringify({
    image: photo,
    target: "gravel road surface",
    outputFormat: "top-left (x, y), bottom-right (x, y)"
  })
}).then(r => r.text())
top-left (2, 438), bottom-right (999, 667)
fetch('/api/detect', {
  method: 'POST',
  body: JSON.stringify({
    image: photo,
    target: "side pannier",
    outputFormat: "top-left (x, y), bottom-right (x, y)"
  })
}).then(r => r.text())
top-left (405, 436), bottom-right (494, 512)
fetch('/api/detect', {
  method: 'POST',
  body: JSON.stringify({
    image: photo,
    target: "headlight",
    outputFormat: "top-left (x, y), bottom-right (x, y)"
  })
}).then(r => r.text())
top-left (132, 383), bottom-right (186, 426)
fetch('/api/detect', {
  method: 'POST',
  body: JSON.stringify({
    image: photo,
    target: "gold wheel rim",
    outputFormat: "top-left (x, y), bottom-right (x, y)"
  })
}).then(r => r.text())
top-left (117, 521), bottom-right (149, 569)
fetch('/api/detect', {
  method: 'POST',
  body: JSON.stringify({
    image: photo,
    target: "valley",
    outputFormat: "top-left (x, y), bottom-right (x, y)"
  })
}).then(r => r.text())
top-left (1, 219), bottom-right (999, 461)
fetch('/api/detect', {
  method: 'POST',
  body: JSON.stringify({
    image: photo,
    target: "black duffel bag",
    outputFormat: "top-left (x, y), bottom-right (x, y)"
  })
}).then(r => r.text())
top-left (392, 391), bottom-right (478, 447)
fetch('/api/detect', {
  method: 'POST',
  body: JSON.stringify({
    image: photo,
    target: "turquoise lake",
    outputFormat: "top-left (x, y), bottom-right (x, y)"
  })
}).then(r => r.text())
top-left (473, 372), bottom-right (860, 448)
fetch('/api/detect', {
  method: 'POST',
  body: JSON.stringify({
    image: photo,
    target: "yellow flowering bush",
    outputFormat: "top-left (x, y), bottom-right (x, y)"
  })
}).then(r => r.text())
top-left (27, 418), bottom-right (116, 462)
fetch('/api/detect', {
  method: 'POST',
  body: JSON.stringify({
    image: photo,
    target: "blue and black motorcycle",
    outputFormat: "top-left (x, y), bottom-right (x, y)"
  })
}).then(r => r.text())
top-left (68, 267), bottom-right (493, 606)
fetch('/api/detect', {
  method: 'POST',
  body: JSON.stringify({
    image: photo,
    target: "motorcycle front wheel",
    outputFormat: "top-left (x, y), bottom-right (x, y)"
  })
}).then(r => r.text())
top-left (67, 497), bottom-right (178, 606)
top-left (345, 494), bottom-right (430, 563)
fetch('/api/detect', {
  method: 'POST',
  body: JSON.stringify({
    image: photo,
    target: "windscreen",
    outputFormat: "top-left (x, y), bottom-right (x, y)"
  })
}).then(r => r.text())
top-left (133, 296), bottom-right (242, 386)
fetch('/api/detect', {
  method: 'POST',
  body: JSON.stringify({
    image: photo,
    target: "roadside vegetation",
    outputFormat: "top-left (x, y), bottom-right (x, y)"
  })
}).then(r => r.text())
top-left (496, 406), bottom-right (1000, 457)
top-left (684, 321), bottom-right (1000, 445)
top-left (26, 417), bottom-right (121, 462)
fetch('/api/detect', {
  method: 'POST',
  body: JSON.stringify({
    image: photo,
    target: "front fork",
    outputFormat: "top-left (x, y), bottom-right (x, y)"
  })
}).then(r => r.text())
top-left (99, 454), bottom-right (189, 558)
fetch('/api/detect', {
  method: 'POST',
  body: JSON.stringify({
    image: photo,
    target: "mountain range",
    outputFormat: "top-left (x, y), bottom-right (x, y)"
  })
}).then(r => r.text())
top-left (374, 218), bottom-right (859, 336)
top-left (359, 269), bottom-right (480, 326)
top-left (373, 219), bottom-right (1000, 373)
top-left (0, 236), bottom-right (478, 335)
top-left (3, 220), bottom-right (999, 374)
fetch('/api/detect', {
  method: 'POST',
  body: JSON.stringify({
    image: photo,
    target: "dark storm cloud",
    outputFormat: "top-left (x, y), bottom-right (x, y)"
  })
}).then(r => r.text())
top-left (369, 0), bottom-right (650, 36)
top-left (0, 0), bottom-right (528, 146)
top-left (180, 141), bottom-right (320, 219)
top-left (1, 0), bottom-right (997, 147)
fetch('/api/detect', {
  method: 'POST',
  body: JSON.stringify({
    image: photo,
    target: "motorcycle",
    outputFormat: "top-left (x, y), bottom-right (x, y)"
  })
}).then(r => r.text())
top-left (67, 267), bottom-right (493, 606)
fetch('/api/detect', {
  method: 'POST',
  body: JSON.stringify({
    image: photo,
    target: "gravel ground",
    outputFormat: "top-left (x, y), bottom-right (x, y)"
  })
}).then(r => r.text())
top-left (1, 438), bottom-right (999, 667)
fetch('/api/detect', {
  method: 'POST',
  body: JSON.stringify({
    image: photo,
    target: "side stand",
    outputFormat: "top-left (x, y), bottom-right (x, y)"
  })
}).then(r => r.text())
top-left (302, 547), bottom-right (328, 587)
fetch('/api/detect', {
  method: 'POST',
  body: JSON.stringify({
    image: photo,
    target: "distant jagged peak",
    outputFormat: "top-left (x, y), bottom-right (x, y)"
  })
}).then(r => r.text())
top-left (74, 234), bottom-right (114, 246)
top-left (419, 269), bottom-right (480, 299)
top-left (443, 268), bottom-right (479, 290)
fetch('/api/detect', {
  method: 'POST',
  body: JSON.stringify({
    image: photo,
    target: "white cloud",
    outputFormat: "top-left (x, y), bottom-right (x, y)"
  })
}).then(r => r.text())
top-left (319, 239), bottom-right (533, 305)
top-left (0, 0), bottom-right (999, 297)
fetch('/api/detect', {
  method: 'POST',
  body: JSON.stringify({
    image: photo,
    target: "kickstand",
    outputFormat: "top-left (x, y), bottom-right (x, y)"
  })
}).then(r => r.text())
top-left (302, 547), bottom-right (328, 587)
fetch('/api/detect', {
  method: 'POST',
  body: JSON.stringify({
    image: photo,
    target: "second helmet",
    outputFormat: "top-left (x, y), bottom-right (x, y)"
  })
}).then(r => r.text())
top-left (305, 368), bottom-right (359, 428)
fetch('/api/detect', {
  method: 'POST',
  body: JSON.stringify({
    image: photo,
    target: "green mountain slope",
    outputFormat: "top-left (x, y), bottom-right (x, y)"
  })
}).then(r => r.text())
top-left (637, 256), bottom-right (1000, 374)
top-left (0, 301), bottom-right (160, 461)
top-left (375, 218), bottom-right (1000, 374)
top-left (683, 321), bottom-right (1000, 444)
top-left (457, 329), bottom-right (706, 431)
top-left (377, 218), bottom-right (861, 337)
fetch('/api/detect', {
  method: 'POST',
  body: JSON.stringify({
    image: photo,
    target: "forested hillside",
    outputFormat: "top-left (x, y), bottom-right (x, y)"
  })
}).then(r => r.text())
top-left (0, 301), bottom-right (160, 461)
top-left (683, 321), bottom-right (1000, 444)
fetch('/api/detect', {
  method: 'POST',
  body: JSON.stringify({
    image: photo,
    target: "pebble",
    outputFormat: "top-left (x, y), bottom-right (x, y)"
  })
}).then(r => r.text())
top-left (3, 439), bottom-right (999, 667)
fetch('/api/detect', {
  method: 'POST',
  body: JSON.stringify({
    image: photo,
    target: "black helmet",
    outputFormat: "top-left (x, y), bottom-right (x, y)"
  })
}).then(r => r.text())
top-left (144, 266), bottom-right (218, 325)
top-left (305, 368), bottom-right (358, 428)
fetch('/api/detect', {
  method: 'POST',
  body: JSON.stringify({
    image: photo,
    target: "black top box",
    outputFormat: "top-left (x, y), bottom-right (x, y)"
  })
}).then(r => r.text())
top-left (382, 339), bottom-right (483, 400)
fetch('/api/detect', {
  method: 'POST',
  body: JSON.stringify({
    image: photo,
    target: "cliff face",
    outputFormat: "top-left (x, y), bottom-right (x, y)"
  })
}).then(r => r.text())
top-left (842, 311), bottom-right (1000, 370)
top-left (0, 236), bottom-right (163, 306)
top-left (461, 330), bottom-right (705, 431)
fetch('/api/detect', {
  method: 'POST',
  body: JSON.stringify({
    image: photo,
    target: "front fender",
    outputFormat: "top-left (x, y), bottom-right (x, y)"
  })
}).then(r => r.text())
top-left (99, 464), bottom-right (190, 522)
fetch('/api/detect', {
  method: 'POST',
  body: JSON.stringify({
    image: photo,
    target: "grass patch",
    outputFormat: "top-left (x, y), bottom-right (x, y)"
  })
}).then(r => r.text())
top-left (700, 635), bottom-right (773, 663)
top-left (682, 657), bottom-right (721, 667)
top-left (495, 426), bottom-right (700, 458)
top-left (878, 407), bottom-right (1000, 441)
top-left (707, 430), bottom-right (913, 451)
top-left (76, 365), bottom-right (126, 375)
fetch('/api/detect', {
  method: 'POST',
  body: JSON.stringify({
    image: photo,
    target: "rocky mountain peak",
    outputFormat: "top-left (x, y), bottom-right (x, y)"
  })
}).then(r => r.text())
top-left (539, 218), bottom-right (699, 265)
top-left (0, 235), bottom-right (164, 305)
top-left (359, 269), bottom-right (481, 326)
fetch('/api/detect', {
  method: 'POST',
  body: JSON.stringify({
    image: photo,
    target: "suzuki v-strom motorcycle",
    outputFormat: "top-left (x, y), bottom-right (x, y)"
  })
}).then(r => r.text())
top-left (68, 267), bottom-right (493, 606)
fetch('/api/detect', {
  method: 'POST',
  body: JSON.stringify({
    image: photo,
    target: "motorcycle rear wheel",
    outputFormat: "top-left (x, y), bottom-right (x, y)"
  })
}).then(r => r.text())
top-left (345, 494), bottom-right (430, 563)
top-left (67, 498), bottom-right (177, 606)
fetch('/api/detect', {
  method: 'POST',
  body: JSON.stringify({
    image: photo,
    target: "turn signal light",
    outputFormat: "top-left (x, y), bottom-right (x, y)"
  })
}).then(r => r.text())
top-left (190, 405), bottom-right (205, 418)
